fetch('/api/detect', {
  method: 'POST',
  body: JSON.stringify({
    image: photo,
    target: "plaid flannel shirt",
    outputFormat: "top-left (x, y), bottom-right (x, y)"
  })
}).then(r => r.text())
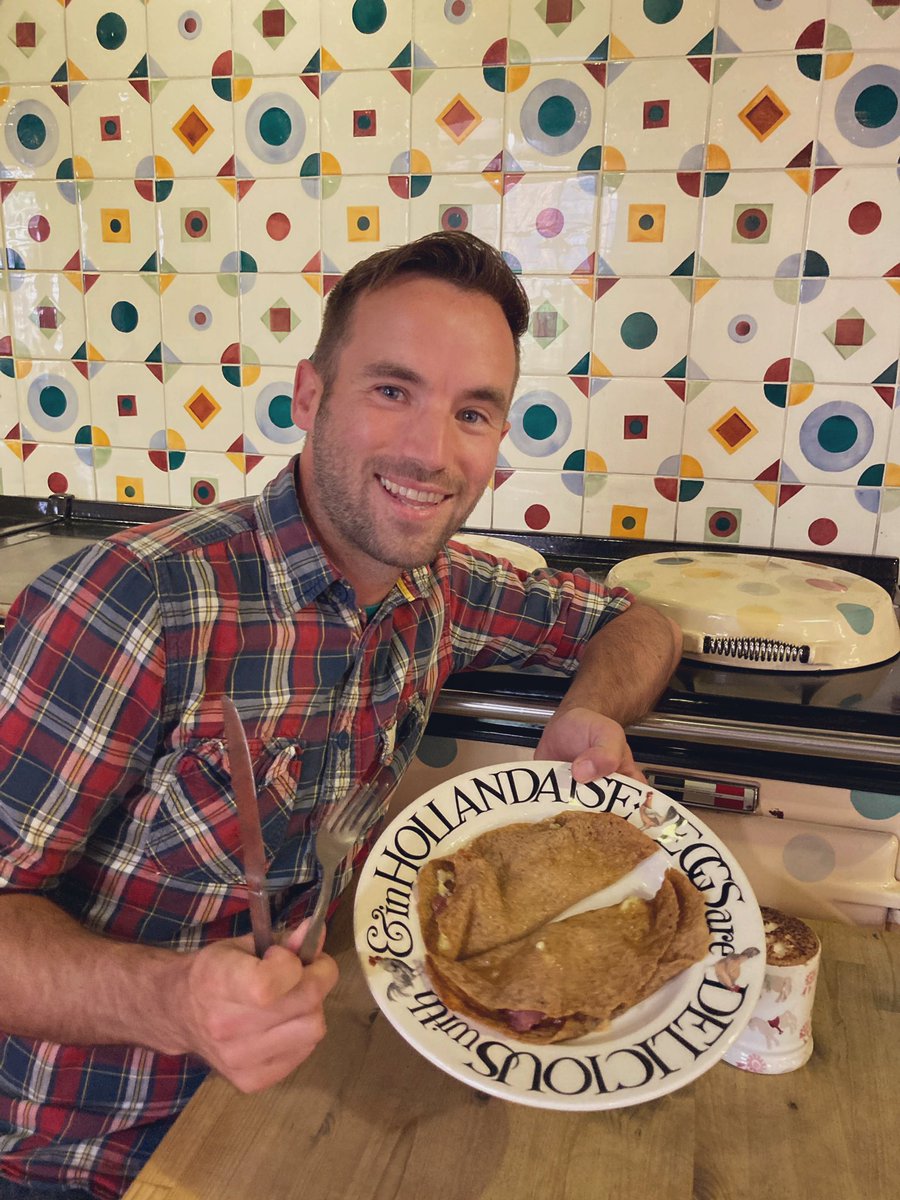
top-left (0, 457), bottom-right (632, 1198)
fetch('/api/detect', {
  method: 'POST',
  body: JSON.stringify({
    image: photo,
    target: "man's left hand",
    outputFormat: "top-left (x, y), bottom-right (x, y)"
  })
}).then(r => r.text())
top-left (534, 706), bottom-right (646, 784)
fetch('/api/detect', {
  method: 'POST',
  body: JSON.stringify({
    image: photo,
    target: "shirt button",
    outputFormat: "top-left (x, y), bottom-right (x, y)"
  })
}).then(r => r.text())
top-left (335, 730), bottom-right (350, 750)
top-left (333, 582), bottom-right (350, 603)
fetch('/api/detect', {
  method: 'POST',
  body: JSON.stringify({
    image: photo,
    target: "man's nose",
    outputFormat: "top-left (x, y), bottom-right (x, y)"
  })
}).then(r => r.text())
top-left (397, 405), bottom-right (453, 470)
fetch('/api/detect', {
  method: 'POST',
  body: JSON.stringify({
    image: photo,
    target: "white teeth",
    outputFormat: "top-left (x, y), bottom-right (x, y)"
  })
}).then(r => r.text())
top-left (379, 476), bottom-right (443, 505)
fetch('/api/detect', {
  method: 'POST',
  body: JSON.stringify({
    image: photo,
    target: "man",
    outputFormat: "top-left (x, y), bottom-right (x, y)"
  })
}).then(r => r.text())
top-left (0, 232), bottom-right (680, 1199)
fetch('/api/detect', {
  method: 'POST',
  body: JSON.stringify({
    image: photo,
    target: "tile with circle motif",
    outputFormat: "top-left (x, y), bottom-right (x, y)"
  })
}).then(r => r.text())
top-left (155, 177), bottom-right (239, 274)
top-left (321, 0), bottom-right (413, 72)
top-left (79, 179), bottom-right (160, 271)
top-left (675, 478), bottom-right (777, 548)
top-left (321, 70), bottom-right (412, 175)
top-left (0, 0), bottom-right (68, 86)
top-left (231, 0), bottom-right (321, 77)
top-left (159, 273), bottom-right (240, 367)
top-left (582, 471), bottom-right (677, 541)
top-left (502, 174), bottom-right (597, 276)
top-left (8, 271), bottom-right (86, 361)
top-left (146, 0), bottom-right (236, 79)
top-left (411, 68), bottom-right (503, 173)
top-left (519, 274), bottom-right (593, 377)
top-left (597, 171), bottom-right (701, 277)
top-left (163, 364), bottom-right (242, 452)
top-left (239, 272), bottom-right (322, 368)
top-left (794, 278), bottom-right (900, 385)
top-left (69, 81), bottom-right (154, 178)
top-left (586, 377), bottom-right (685, 478)
top-left (501, 375), bottom-right (588, 471)
top-left (87, 360), bottom-right (166, 450)
top-left (492, 467), bottom-right (584, 535)
top-left (610, 0), bottom-right (716, 58)
top-left (15, 357), bottom-right (89, 446)
top-left (682, 379), bottom-right (788, 482)
top-left (167, 450), bottom-right (251, 506)
top-left (414, 0), bottom-right (510, 69)
top-left (807, 167), bottom-right (900, 278)
top-left (819, 53), bottom-right (900, 167)
top-left (242, 366), bottom-right (305, 456)
top-left (2, 180), bottom-right (81, 272)
top-left (689, 279), bottom-right (797, 381)
top-left (94, 445), bottom-right (173, 505)
top-left (22, 441), bottom-right (97, 499)
top-left (508, 0), bottom-right (611, 65)
top-left (408, 172), bottom-right (501, 243)
top-left (150, 78), bottom-right (236, 179)
top-left (1, 84), bottom-right (73, 182)
top-left (84, 272), bottom-right (163, 364)
top-left (591, 276), bottom-right (691, 379)
top-left (320, 174), bottom-right (409, 270)
top-left (602, 58), bottom-right (711, 173)
top-left (505, 63), bottom-right (606, 173)
top-left (233, 74), bottom-right (320, 180)
top-left (782, 383), bottom-right (892, 487)
top-left (63, 0), bottom-right (148, 82)
top-left (773, 481), bottom-right (878, 554)
top-left (236, 177), bottom-right (321, 274)
top-left (698, 170), bottom-right (809, 279)
top-left (709, 54), bottom-right (821, 171)
top-left (716, 0), bottom-right (830, 53)
top-left (828, 0), bottom-right (900, 54)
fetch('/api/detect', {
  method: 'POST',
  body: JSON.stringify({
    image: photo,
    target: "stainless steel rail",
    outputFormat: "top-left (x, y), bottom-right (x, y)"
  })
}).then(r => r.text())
top-left (432, 693), bottom-right (900, 766)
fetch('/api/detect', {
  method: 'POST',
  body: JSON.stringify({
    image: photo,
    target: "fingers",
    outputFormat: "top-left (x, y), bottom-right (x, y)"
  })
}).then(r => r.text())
top-left (281, 917), bottom-right (327, 959)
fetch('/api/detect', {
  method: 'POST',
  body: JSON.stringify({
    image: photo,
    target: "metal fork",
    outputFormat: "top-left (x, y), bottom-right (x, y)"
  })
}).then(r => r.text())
top-left (298, 762), bottom-right (397, 965)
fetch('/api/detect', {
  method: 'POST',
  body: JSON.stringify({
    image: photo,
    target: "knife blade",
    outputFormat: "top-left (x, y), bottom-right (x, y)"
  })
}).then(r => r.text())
top-left (222, 696), bottom-right (273, 959)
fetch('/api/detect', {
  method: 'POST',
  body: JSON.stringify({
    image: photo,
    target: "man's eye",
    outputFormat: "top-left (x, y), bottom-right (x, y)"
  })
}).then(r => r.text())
top-left (378, 385), bottom-right (404, 400)
top-left (459, 408), bottom-right (487, 424)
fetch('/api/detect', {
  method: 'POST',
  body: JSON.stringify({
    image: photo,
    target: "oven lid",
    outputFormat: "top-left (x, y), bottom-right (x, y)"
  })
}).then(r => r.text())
top-left (606, 550), bottom-right (900, 672)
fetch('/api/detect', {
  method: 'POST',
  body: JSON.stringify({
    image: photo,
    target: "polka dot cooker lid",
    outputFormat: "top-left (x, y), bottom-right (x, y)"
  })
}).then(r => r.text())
top-left (605, 551), bottom-right (900, 672)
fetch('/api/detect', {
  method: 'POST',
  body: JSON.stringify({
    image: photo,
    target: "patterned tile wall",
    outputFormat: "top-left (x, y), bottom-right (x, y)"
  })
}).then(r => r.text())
top-left (1, 0), bottom-right (899, 557)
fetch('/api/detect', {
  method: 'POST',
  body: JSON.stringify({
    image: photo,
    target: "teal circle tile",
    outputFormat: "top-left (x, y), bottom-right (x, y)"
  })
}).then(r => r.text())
top-left (849, 791), bottom-right (900, 820)
top-left (96, 11), bottom-right (128, 50)
top-left (620, 311), bottom-right (658, 350)
top-left (352, 0), bottom-right (388, 34)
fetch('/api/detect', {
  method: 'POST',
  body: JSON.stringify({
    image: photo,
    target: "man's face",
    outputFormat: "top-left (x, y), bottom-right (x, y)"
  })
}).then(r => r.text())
top-left (292, 276), bottom-right (517, 601)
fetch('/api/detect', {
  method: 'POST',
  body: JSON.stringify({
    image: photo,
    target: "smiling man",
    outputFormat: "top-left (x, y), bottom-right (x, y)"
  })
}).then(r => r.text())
top-left (0, 232), bottom-right (680, 1200)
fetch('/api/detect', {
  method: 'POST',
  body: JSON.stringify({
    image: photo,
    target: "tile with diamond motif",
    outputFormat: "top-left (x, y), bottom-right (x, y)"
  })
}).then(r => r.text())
top-left (150, 79), bottom-right (234, 178)
top-left (408, 172), bottom-right (501, 244)
top-left (689, 279), bottom-right (797, 381)
top-left (242, 366), bottom-right (305, 455)
top-left (505, 62), bottom-right (607, 173)
top-left (155, 178), bottom-right (239, 274)
top-left (807, 167), bottom-right (900, 278)
top-left (602, 58), bottom-right (711, 173)
top-left (716, 0), bottom-right (829, 52)
top-left (591, 276), bottom-right (691, 379)
top-left (699, 170), bottom-right (808, 279)
top-left (21, 441), bottom-right (96, 498)
top-left (64, 0), bottom-right (148, 82)
top-left (783, 382), bottom-right (892, 488)
top-left (15, 358), bottom-right (89, 448)
top-left (232, 0), bottom-right (320, 75)
top-left (500, 375), bottom-right (589, 470)
top-left (519, 276), bottom-right (592, 375)
top-left (586, 377), bottom-right (685, 476)
top-left (321, 0), bottom-right (412, 70)
top-left (8, 272), bottom-right (85, 361)
top-left (0, 0), bottom-right (67, 86)
top-left (69, 81), bottom-right (153, 178)
top-left (829, 0), bottom-right (900, 52)
top-left (321, 70), bottom-right (411, 175)
top-left (2, 180), bottom-right (81, 272)
top-left (682, 380), bottom-right (787, 482)
top-left (508, 0), bottom-right (610, 64)
top-left (411, 69), bottom-right (502, 172)
top-left (818, 52), bottom-right (900, 167)
top-left (239, 272), bottom-right (322, 368)
top-left (164, 366), bottom-right (241, 452)
top-left (582, 471), bottom-right (676, 541)
top-left (79, 180), bottom-right (159, 272)
top-left (87, 360), bottom-right (164, 449)
top-left (84, 272), bottom-right (162, 363)
top-left (0, 83), bottom-right (73, 182)
top-left (597, 171), bottom-right (700, 276)
top-left (709, 53), bottom-right (820, 169)
top-left (773, 481), bottom-right (878, 555)
top-left (146, 0), bottom-right (229, 78)
top-left (795, 279), bottom-right (900, 384)
top-left (610, 0), bottom-right (716, 57)
top-left (502, 173), bottom-right (597, 275)
top-left (321, 174), bottom-right (408, 270)
top-left (493, 467), bottom-right (584, 534)
top-left (159, 273), bottom-right (240, 366)
top-left (412, 0), bottom-right (508, 68)
top-left (676, 479), bottom-right (776, 547)
top-left (233, 75), bottom-right (320, 179)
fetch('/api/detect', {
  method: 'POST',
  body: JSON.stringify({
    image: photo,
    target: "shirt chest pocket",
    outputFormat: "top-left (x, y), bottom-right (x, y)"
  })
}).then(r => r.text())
top-left (145, 737), bottom-right (305, 886)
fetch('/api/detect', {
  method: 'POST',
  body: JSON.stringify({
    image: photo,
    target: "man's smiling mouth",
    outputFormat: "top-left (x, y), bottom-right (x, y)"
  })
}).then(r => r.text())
top-left (377, 474), bottom-right (448, 506)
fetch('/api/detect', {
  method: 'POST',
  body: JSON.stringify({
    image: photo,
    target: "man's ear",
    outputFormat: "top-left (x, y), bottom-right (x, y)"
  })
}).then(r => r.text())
top-left (292, 359), bottom-right (323, 432)
top-left (500, 420), bottom-right (510, 441)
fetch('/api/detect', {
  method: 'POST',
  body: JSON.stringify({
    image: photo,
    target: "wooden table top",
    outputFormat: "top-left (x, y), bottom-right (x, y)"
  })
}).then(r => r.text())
top-left (124, 905), bottom-right (900, 1200)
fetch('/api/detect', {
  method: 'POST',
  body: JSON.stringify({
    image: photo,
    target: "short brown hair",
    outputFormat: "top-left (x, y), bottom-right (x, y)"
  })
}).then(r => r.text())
top-left (310, 231), bottom-right (530, 389)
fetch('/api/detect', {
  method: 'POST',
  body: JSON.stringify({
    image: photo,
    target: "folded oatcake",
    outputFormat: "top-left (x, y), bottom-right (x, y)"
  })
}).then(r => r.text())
top-left (417, 810), bottom-right (709, 1044)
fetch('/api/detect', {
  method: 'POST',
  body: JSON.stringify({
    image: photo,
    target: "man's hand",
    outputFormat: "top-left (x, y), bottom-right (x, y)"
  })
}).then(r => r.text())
top-left (180, 920), bottom-right (338, 1093)
top-left (535, 705), bottom-right (646, 785)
